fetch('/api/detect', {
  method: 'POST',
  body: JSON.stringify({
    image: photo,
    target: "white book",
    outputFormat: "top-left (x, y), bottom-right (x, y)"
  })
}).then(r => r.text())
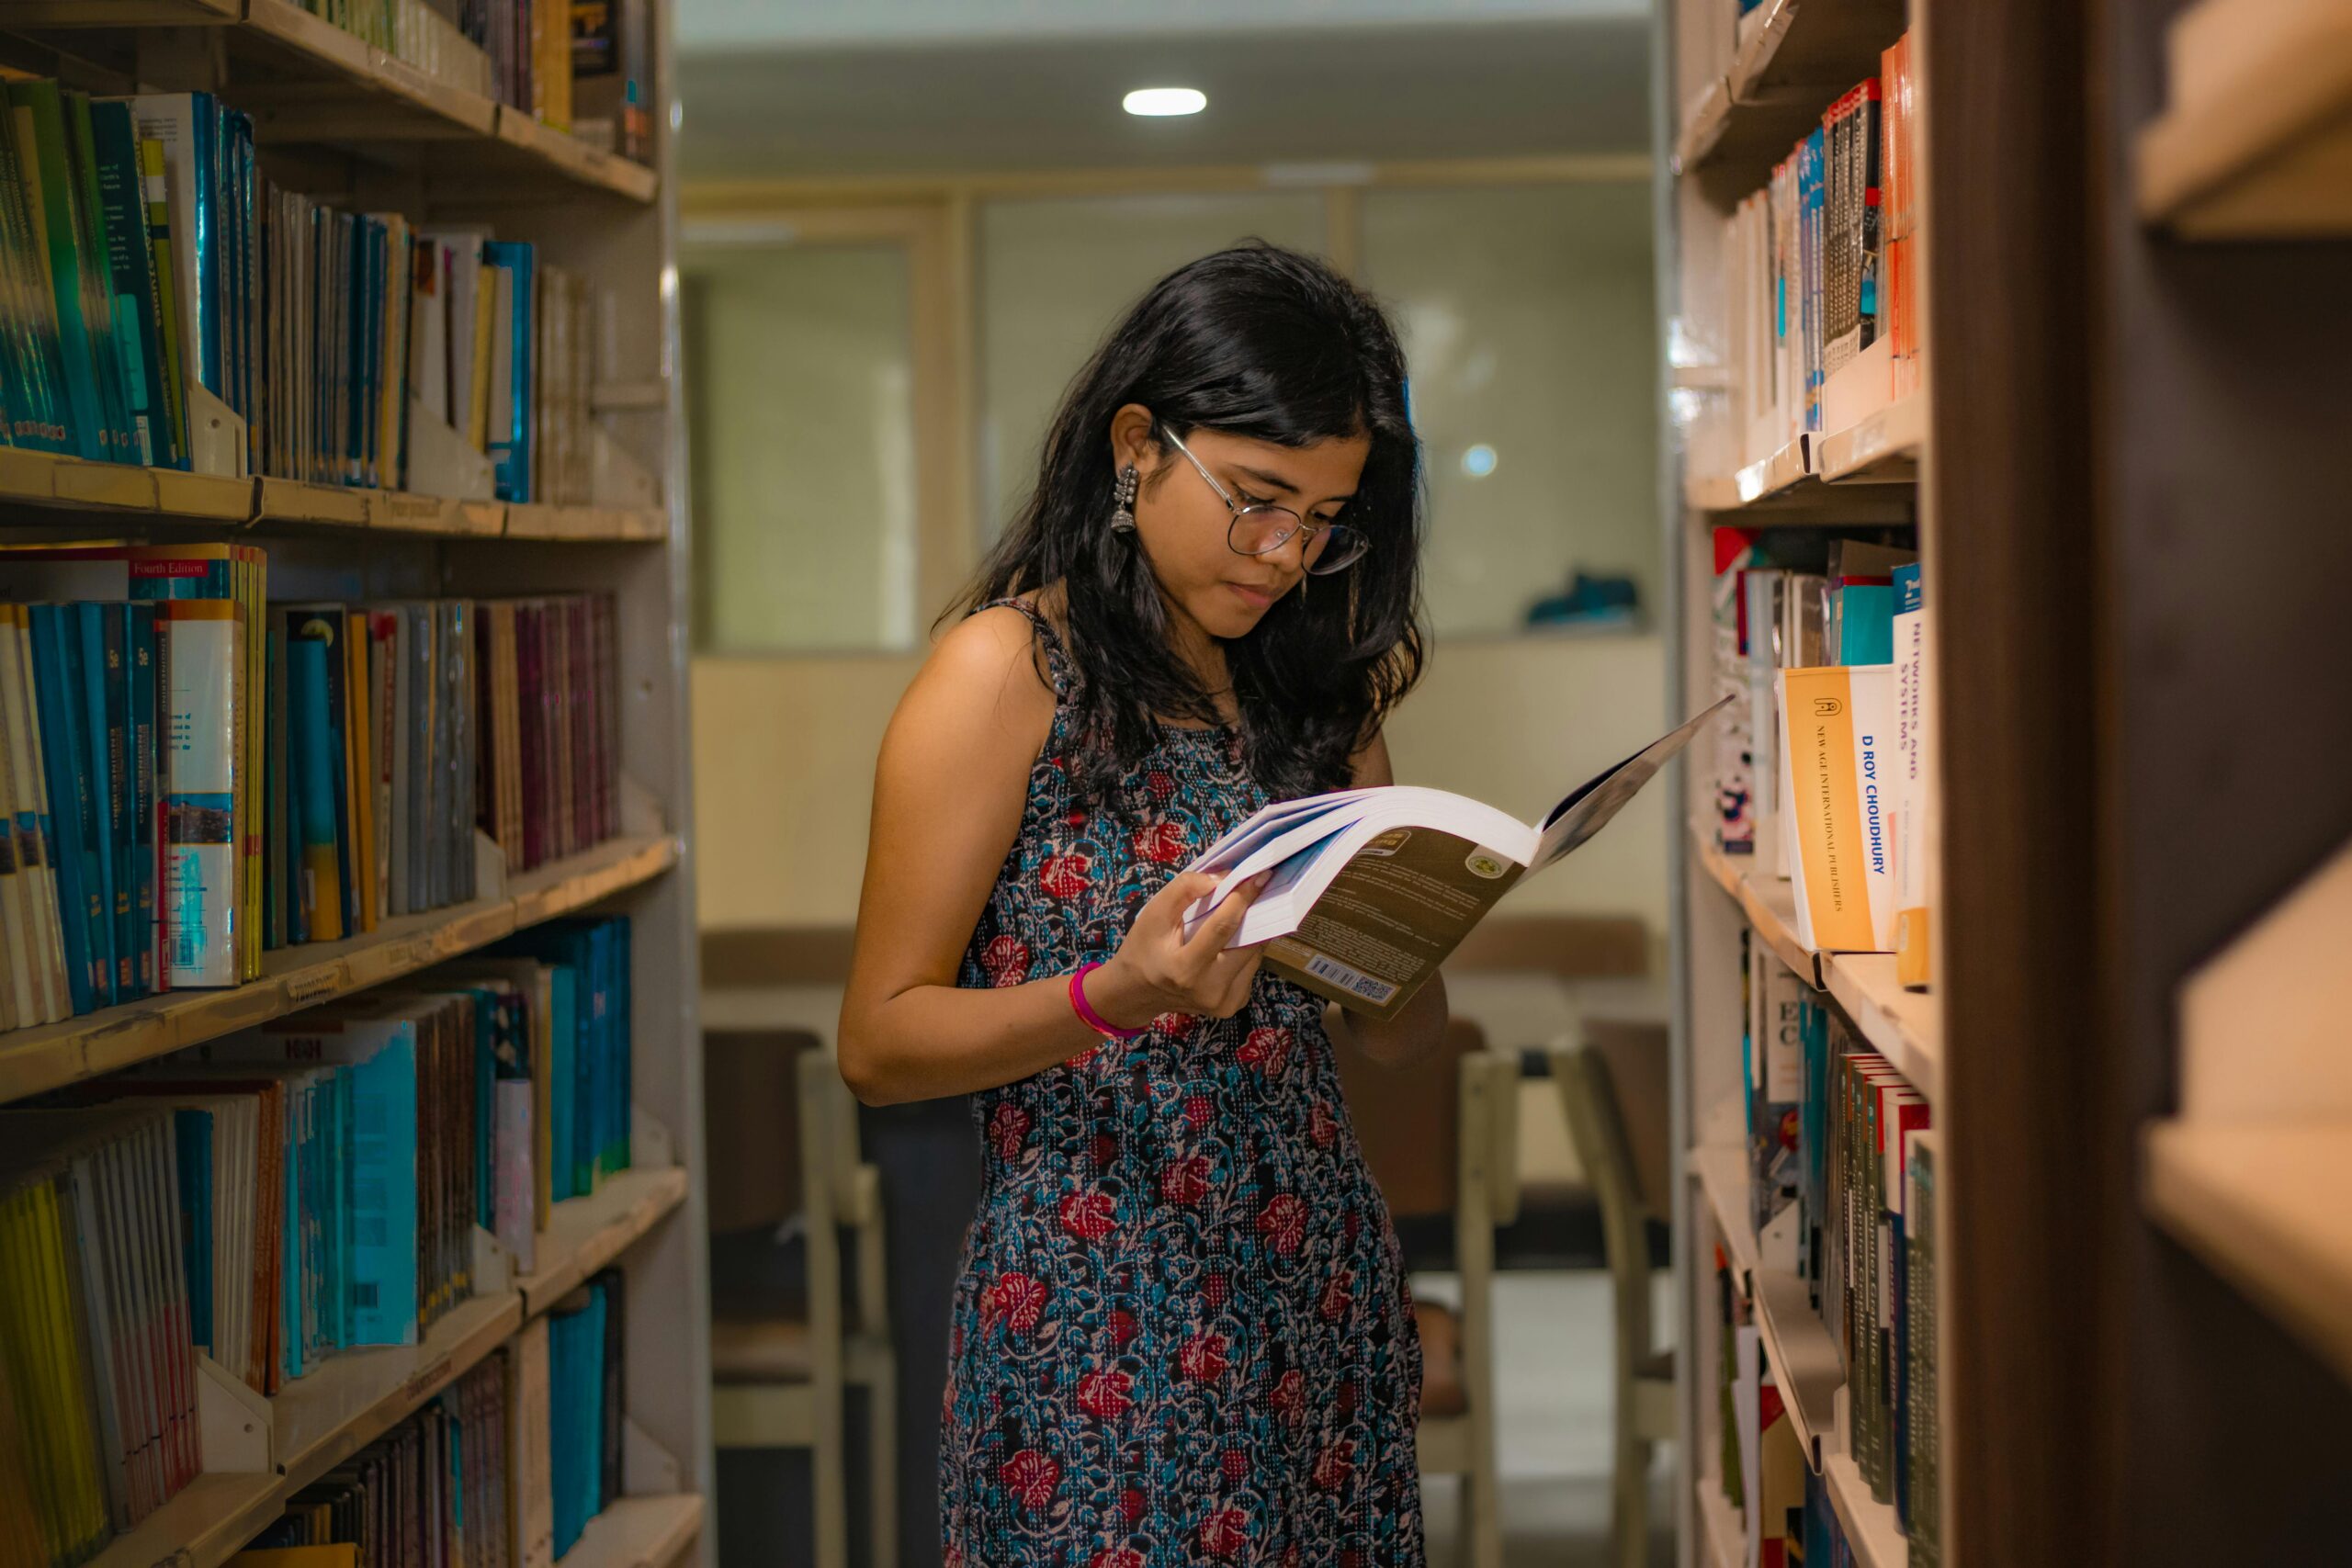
top-left (156, 603), bottom-right (242, 987)
top-left (494, 1078), bottom-right (536, 1273)
top-left (1183, 698), bottom-right (1730, 1018)
top-left (1778, 664), bottom-right (1898, 953)
top-left (1891, 564), bottom-right (1932, 988)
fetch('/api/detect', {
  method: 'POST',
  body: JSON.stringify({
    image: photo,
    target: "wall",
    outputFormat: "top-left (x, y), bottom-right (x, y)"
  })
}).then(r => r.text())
top-left (693, 629), bottom-right (1669, 935)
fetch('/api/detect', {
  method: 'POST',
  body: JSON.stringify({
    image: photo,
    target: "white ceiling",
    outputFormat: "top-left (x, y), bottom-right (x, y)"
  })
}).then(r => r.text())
top-left (677, 0), bottom-right (1646, 51)
top-left (674, 8), bottom-right (1653, 180)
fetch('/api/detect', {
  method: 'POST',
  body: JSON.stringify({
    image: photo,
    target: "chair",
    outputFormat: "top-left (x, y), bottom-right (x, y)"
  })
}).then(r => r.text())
top-left (1335, 1017), bottom-right (1516, 1568)
top-left (706, 1032), bottom-right (899, 1568)
top-left (1550, 1024), bottom-right (1676, 1568)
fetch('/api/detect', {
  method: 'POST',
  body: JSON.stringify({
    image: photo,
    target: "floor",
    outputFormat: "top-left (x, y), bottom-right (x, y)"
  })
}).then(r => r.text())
top-left (1418, 1271), bottom-right (1679, 1568)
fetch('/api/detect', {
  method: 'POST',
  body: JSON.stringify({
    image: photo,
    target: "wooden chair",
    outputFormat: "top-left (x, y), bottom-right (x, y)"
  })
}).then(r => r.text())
top-left (706, 1032), bottom-right (899, 1568)
top-left (1336, 1017), bottom-right (1517, 1568)
top-left (1550, 1023), bottom-right (1675, 1568)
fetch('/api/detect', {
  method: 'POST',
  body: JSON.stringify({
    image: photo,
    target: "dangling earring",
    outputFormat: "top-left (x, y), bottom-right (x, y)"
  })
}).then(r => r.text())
top-left (1110, 465), bottom-right (1139, 534)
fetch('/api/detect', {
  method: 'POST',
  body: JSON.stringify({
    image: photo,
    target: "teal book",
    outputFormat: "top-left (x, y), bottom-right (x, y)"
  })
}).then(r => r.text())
top-left (80, 603), bottom-right (127, 1003)
top-left (9, 79), bottom-right (114, 460)
top-left (550, 964), bottom-right (576, 1201)
top-left (611, 916), bottom-right (631, 1172)
top-left (127, 603), bottom-right (156, 995)
top-left (87, 100), bottom-right (176, 468)
top-left (481, 240), bottom-right (534, 502)
top-left (63, 89), bottom-right (140, 464)
top-left (69, 604), bottom-right (119, 1006)
top-left (172, 1104), bottom-right (214, 1354)
top-left (27, 604), bottom-right (96, 1011)
top-left (286, 624), bottom-right (344, 943)
top-left (280, 1076), bottom-right (302, 1382)
top-left (0, 98), bottom-right (69, 451)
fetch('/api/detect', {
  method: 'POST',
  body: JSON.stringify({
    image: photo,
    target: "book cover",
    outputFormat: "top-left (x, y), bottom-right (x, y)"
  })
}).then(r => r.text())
top-left (286, 619), bottom-right (345, 943)
top-left (0, 98), bottom-right (72, 455)
top-left (10, 82), bottom-right (119, 462)
top-left (86, 100), bottom-right (174, 468)
top-left (127, 603), bottom-right (157, 995)
top-left (27, 605), bottom-right (99, 1011)
top-left (1778, 664), bottom-right (1898, 952)
top-left (156, 600), bottom-right (241, 987)
top-left (482, 242), bottom-right (534, 502)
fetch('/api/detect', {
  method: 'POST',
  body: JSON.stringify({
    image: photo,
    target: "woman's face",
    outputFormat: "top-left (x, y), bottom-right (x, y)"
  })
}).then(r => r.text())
top-left (1111, 403), bottom-right (1372, 646)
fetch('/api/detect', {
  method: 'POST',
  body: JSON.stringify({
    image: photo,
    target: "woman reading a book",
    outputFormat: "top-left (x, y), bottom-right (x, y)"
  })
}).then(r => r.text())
top-left (840, 243), bottom-right (1444, 1564)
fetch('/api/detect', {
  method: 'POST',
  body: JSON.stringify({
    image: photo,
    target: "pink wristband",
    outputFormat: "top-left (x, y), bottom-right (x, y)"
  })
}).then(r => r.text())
top-left (1070, 962), bottom-right (1148, 1039)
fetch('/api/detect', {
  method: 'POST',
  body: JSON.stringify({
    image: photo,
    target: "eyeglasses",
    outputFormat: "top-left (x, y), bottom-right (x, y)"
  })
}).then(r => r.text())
top-left (1159, 425), bottom-right (1370, 576)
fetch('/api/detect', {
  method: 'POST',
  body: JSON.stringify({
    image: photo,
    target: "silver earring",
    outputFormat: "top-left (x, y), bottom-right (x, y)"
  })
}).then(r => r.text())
top-left (1111, 465), bottom-right (1139, 534)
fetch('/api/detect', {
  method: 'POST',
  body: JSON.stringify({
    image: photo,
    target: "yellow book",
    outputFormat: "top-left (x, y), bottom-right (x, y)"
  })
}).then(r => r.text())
top-left (230, 1549), bottom-right (359, 1568)
top-left (0, 1181), bottom-right (107, 1565)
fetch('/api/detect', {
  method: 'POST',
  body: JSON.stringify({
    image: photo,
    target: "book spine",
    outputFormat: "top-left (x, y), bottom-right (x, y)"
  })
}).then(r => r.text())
top-left (0, 95), bottom-right (71, 454)
top-left (286, 619), bottom-right (344, 944)
top-left (156, 601), bottom-right (241, 987)
top-left (127, 604), bottom-right (157, 995)
top-left (11, 82), bottom-right (110, 461)
top-left (62, 90), bottom-right (139, 464)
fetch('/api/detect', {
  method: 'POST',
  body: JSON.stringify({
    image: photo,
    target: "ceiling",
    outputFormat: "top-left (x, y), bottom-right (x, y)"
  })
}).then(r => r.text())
top-left (673, 4), bottom-right (1653, 182)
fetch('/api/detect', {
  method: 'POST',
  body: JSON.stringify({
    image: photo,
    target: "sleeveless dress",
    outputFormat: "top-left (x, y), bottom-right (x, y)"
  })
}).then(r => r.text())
top-left (940, 602), bottom-right (1426, 1568)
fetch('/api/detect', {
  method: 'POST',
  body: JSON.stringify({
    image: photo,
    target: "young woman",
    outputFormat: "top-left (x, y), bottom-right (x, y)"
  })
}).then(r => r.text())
top-left (839, 243), bottom-right (1445, 1566)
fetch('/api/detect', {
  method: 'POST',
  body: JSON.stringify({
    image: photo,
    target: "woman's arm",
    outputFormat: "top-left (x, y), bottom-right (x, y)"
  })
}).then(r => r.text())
top-left (838, 606), bottom-right (1269, 1106)
top-left (1325, 731), bottom-right (1452, 1066)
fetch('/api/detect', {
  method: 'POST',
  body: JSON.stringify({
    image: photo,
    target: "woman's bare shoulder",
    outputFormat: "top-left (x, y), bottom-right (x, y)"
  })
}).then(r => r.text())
top-left (897, 602), bottom-right (1057, 743)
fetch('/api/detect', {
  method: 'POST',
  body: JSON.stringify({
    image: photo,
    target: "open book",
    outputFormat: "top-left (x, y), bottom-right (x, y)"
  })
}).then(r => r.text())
top-left (1182, 695), bottom-right (1734, 1018)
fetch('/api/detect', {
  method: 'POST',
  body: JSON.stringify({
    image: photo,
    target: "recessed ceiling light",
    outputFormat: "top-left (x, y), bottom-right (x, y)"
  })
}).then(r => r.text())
top-left (1124, 87), bottom-right (1207, 118)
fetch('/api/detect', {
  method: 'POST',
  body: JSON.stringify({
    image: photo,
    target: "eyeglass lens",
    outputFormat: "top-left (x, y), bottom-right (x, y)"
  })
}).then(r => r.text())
top-left (1230, 507), bottom-right (1367, 575)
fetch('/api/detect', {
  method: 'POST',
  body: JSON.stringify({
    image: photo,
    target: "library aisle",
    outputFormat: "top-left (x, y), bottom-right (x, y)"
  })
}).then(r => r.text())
top-left (0, 4), bottom-right (709, 1568)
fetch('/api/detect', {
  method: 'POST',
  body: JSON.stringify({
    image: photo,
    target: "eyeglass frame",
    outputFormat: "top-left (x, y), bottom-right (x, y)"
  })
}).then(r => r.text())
top-left (1156, 423), bottom-right (1371, 576)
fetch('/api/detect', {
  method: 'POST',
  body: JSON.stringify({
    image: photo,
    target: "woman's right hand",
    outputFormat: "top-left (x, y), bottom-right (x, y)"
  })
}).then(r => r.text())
top-left (1086, 870), bottom-right (1273, 1029)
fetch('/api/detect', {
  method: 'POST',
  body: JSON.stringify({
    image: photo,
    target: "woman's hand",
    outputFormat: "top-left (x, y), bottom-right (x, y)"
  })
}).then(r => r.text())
top-left (1087, 870), bottom-right (1273, 1028)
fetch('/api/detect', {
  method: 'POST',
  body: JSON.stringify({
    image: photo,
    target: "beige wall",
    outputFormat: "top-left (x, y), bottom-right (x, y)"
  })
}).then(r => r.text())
top-left (692, 629), bottom-right (1668, 935)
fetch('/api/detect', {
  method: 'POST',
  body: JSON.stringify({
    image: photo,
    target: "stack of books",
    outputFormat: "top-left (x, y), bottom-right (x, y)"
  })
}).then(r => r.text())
top-left (1722, 931), bottom-right (1940, 1561)
top-left (1719, 29), bottom-right (1924, 467)
top-left (0, 1107), bottom-right (204, 1567)
top-left (232, 1269), bottom-right (628, 1568)
top-left (0, 541), bottom-right (622, 1021)
top-left (0, 80), bottom-right (608, 506)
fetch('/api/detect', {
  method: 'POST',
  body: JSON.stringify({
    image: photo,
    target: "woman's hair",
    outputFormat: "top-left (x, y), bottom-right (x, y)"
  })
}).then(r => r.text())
top-left (956, 241), bottom-right (1426, 804)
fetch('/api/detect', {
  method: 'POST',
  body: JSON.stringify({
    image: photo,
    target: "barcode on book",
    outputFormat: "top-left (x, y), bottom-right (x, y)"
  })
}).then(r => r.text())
top-left (1303, 953), bottom-right (1397, 1005)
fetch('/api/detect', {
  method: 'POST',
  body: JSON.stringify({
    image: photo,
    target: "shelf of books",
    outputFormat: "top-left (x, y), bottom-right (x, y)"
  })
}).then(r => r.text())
top-left (2134, 0), bottom-right (2352, 238)
top-left (1664, 0), bottom-right (1944, 1561)
top-left (0, 0), bottom-right (711, 1565)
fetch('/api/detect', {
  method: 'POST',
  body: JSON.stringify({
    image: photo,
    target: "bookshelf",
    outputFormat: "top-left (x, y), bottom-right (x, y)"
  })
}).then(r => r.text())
top-left (1668, 0), bottom-right (2352, 1557)
top-left (0, 0), bottom-right (711, 1563)
top-left (1659, 0), bottom-right (1940, 1560)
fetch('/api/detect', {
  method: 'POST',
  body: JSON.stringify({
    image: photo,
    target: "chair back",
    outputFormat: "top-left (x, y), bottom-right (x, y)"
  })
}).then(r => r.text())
top-left (704, 1028), bottom-right (820, 1232)
top-left (1333, 1016), bottom-right (1490, 1219)
top-left (1552, 1034), bottom-right (1663, 1367)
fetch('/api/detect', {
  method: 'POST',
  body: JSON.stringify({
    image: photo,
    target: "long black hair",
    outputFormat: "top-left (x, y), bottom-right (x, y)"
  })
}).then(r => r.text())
top-left (956, 242), bottom-right (1426, 805)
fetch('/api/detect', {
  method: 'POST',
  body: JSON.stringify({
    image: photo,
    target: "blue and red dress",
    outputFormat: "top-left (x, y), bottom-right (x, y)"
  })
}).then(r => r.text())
top-left (940, 603), bottom-right (1426, 1567)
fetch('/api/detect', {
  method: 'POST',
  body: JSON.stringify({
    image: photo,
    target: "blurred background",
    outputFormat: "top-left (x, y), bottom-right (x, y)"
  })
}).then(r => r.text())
top-left (676, 4), bottom-right (1672, 1564)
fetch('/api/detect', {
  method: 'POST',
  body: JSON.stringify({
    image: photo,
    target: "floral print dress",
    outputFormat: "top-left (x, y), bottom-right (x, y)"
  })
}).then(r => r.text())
top-left (941, 603), bottom-right (1426, 1568)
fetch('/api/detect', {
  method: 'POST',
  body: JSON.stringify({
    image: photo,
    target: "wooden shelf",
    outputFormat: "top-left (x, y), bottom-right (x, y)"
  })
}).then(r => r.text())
top-left (1754, 1265), bottom-right (1841, 1470)
top-left (1676, 0), bottom-right (1910, 193)
top-left (277, 1290), bottom-right (523, 1486)
top-left (1820, 953), bottom-right (1940, 1100)
top-left (1696, 1477), bottom-right (1744, 1568)
top-left (0, 0), bottom-right (659, 203)
top-left (2144, 1120), bottom-right (2352, 1383)
top-left (1737, 434), bottom-right (1813, 504)
top-left (2137, 0), bottom-right (2352, 237)
top-left (1816, 390), bottom-right (1927, 483)
top-left (1691, 829), bottom-right (1820, 984)
top-left (518, 1165), bottom-right (691, 1315)
top-left (0, 447), bottom-right (661, 539)
top-left (1692, 1142), bottom-right (1761, 1290)
top-left (556, 1495), bottom-right (707, 1568)
top-left (0, 833), bottom-right (678, 1106)
top-left (1823, 1408), bottom-right (1910, 1568)
top-left (80, 1472), bottom-right (288, 1568)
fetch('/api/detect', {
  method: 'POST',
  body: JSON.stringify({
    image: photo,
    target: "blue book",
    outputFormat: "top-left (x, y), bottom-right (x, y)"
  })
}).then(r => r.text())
top-left (281, 1078), bottom-right (302, 1382)
top-left (482, 241), bottom-right (535, 502)
top-left (286, 625), bottom-right (344, 942)
top-left (172, 1105), bottom-right (214, 1355)
top-left (614, 918), bottom-right (632, 1171)
top-left (550, 965), bottom-right (577, 1201)
top-left (94, 603), bottom-right (142, 1001)
top-left (8, 80), bottom-right (113, 461)
top-left (87, 100), bottom-right (177, 468)
top-left (27, 604), bottom-right (96, 1013)
top-left (127, 604), bottom-right (156, 995)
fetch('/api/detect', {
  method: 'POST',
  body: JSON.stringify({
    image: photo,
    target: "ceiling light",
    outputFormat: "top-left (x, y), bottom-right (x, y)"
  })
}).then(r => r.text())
top-left (1124, 87), bottom-right (1206, 118)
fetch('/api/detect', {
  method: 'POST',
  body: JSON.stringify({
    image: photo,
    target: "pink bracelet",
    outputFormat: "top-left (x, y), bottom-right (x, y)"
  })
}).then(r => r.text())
top-left (1069, 962), bottom-right (1148, 1039)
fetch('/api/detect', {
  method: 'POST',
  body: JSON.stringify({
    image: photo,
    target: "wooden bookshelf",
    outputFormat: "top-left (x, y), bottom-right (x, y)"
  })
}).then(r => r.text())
top-left (556, 1494), bottom-right (707, 1568)
top-left (1820, 953), bottom-right (1941, 1100)
top-left (2143, 1121), bottom-right (2352, 1384)
top-left (0, 446), bottom-right (663, 539)
top-left (1692, 1141), bottom-right (1761, 1288)
top-left (518, 1165), bottom-right (695, 1315)
top-left (0, 0), bottom-right (707, 1557)
top-left (1675, 0), bottom-right (1908, 191)
top-left (2135, 0), bottom-right (2352, 237)
top-left (1689, 1143), bottom-right (1842, 1471)
top-left (0, 832), bottom-right (678, 1104)
top-left (1690, 829), bottom-right (1819, 983)
top-left (0, 0), bottom-right (660, 203)
top-left (1685, 392), bottom-right (1924, 513)
top-left (1815, 390), bottom-right (1927, 484)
